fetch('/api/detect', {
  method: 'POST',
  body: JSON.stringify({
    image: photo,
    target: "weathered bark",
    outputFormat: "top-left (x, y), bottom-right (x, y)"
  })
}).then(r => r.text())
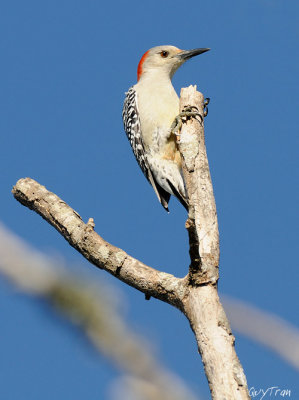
top-left (179, 87), bottom-right (219, 283)
top-left (12, 86), bottom-right (250, 399)
top-left (178, 87), bottom-right (249, 399)
top-left (12, 177), bottom-right (184, 308)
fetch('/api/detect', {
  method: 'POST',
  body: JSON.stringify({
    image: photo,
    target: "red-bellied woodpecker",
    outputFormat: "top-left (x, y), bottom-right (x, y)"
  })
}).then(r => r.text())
top-left (122, 45), bottom-right (209, 212)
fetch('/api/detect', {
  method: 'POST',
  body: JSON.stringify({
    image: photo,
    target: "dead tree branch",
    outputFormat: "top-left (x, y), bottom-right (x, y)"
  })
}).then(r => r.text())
top-left (12, 86), bottom-right (250, 399)
top-left (178, 86), bottom-right (249, 400)
top-left (12, 178), bottom-right (184, 308)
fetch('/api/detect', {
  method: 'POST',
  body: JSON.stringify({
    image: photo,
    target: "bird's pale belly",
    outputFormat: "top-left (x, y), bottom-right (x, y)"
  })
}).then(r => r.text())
top-left (161, 135), bottom-right (182, 168)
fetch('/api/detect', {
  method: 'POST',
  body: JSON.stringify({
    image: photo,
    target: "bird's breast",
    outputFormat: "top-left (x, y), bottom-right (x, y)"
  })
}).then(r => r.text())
top-left (135, 80), bottom-right (180, 150)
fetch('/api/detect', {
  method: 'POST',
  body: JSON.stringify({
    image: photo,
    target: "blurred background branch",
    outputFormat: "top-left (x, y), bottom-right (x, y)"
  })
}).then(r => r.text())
top-left (0, 222), bottom-right (198, 400)
top-left (1, 222), bottom-right (298, 398)
top-left (223, 296), bottom-right (299, 372)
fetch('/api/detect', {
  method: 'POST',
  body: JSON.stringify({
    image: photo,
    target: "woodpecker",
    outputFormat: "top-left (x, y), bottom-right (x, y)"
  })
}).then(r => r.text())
top-left (122, 45), bottom-right (209, 212)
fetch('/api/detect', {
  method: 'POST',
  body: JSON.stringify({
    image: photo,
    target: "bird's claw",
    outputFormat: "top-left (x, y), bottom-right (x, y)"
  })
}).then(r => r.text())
top-left (180, 106), bottom-right (203, 123)
top-left (170, 116), bottom-right (182, 138)
top-left (171, 106), bottom-right (203, 142)
top-left (204, 97), bottom-right (210, 117)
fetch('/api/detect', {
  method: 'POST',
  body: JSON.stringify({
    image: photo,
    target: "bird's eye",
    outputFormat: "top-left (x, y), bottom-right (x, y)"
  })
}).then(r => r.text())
top-left (160, 51), bottom-right (169, 58)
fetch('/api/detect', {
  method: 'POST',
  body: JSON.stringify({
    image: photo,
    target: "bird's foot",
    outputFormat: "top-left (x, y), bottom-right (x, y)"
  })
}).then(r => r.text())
top-left (180, 106), bottom-right (203, 123)
top-left (204, 97), bottom-right (210, 117)
top-left (170, 116), bottom-right (183, 140)
top-left (171, 106), bottom-right (203, 142)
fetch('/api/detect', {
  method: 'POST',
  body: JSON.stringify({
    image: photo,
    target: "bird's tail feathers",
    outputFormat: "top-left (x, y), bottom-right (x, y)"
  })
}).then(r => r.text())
top-left (167, 179), bottom-right (189, 211)
top-left (148, 172), bottom-right (170, 212)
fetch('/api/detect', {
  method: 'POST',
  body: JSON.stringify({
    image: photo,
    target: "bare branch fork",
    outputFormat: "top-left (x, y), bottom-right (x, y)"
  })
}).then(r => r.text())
top-left (12, 86), bottom-right (250, 400)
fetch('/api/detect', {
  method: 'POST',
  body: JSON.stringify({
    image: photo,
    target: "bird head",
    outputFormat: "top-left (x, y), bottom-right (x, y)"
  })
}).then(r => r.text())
top-left (137, 45), bottom-right (210, 81)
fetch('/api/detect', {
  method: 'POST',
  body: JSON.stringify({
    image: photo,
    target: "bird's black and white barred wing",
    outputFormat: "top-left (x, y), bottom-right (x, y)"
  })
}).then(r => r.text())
top-left (122, 87), bottom-right (171, 211)
top-left (122, 87), bottom-right (149, 179)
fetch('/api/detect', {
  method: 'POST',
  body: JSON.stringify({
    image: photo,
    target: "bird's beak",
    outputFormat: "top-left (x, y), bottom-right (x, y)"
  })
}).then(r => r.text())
top-left (177, 48), bottom-right (210, 60)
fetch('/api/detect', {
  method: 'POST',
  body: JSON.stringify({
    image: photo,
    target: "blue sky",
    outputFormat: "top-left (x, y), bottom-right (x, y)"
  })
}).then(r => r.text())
top-left (0, 0), bottom-right (298, 399)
